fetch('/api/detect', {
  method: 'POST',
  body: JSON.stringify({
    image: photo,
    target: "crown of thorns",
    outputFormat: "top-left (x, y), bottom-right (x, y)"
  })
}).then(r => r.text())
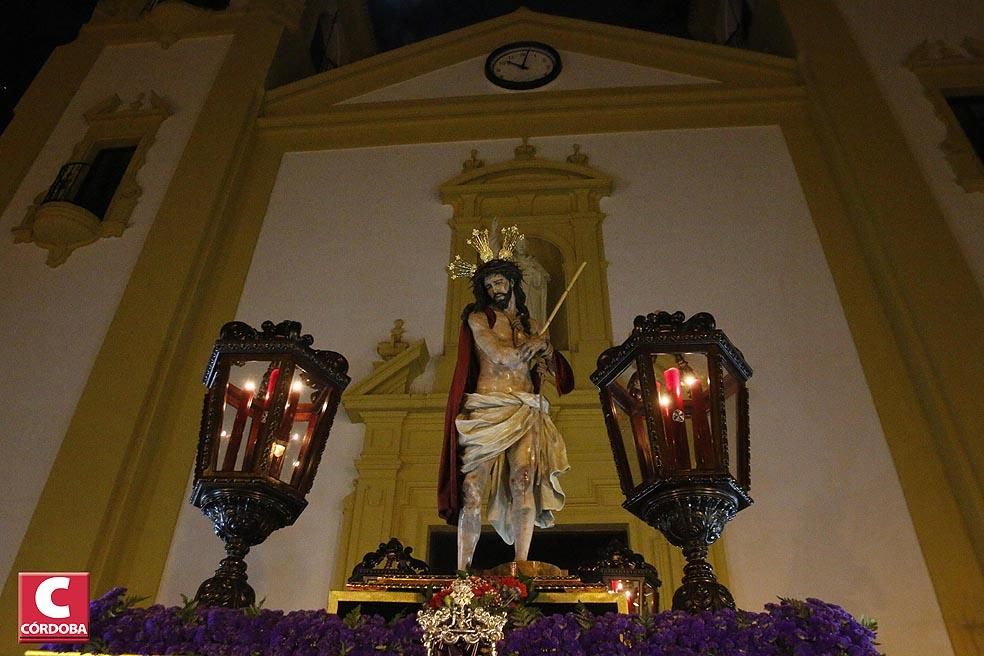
top-left (447, 223), bottom-right (524, 279)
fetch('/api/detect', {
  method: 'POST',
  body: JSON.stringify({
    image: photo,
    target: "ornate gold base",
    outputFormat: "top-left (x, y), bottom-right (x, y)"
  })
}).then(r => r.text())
top-left (484, 560), bottom-right (566, 577)
top-left (328, 587), bottom-right (627, 616)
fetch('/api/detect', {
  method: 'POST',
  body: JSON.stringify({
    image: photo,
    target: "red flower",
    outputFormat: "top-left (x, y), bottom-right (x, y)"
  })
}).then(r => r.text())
top-left (428, 589), bottom-right (451, 609)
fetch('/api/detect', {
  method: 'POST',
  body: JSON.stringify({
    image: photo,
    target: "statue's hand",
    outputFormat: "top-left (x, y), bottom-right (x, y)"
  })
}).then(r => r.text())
top-left (509, 316), bottom-right (527, 345)
top-left (518, 335), bottom-right (551, 361)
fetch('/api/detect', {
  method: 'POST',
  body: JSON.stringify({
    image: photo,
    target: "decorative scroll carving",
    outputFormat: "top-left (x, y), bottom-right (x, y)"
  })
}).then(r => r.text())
top-left (348, 537), bottom-right (430, 582)
top-left (592, 311), bottom-right (752, 386)
top-left (194, 486), bottom-right (306, 608)
top-left (643, 487), bottom-right (740, 612)
top-left (576, 540), bottom-right (661, 588)
top-left (206, 319), bottom-right (349, 387)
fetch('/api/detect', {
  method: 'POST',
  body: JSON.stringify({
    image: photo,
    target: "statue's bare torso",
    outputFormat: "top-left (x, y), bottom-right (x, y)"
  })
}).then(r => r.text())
top-left (468, 308), bottom-right (537, 395)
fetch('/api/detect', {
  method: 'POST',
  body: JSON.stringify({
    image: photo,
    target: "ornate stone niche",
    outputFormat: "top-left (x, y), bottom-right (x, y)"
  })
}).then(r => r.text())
top-left (335, 147), bottom-right (732, 605)
top-left (436, 140), bottom-right (616, 388)
top-left (12, 92), bottom-right (172, 266)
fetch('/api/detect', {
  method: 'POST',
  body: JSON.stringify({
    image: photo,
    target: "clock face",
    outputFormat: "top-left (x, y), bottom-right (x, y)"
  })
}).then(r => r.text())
top-left (485, 41), bottom-right (562, 90)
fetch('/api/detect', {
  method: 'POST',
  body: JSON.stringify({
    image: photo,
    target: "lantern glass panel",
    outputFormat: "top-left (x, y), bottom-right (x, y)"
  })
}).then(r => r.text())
top-left (648, 352), bottom-right (714, 472)
top-left (216, 359), bottom-right (283, 473)
top-left (605, 360), bottom-right (649, 489)
top-left (722, 363), bottom-right (741, 481)
top-left (609, 578), bottom-right (643, 614)
top-left (216, 401), bottom-right (241, 470)
top-left (266, 366), bottom-right (334, 486)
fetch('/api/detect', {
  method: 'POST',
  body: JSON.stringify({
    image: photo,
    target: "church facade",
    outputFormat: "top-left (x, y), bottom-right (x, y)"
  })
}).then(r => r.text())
top-left (1, 2), bottom-right (982, 655)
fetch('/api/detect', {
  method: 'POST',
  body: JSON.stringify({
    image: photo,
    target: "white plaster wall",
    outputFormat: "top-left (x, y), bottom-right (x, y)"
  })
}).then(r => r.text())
top-left (159, 128), bottom-right (950, 656)
top-left (0, 35), bottom-right (231, 585)
top-left (833, 0), bottom-right (984, 292)
top-left (598, 127), bottom-right (954, 656)
top-left (158, 142), bottom-right (455, 608)
top-left (343, 51), bottom-right (716, 104)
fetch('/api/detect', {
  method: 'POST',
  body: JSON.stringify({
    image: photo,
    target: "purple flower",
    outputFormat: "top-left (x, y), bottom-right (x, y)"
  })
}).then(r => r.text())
top-left (41, 588), bottom-right (881, 656)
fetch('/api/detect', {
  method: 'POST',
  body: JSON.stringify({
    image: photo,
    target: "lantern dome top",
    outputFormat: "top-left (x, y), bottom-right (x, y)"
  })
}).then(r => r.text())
top-left (204, 320), bottom-right (350, 389)
top-left (591, 311), bottom-right (752, 387)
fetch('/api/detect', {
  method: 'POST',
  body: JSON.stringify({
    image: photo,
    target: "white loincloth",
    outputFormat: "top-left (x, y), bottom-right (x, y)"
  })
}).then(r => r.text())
top-left (456, 391), bottom-right (570, 545)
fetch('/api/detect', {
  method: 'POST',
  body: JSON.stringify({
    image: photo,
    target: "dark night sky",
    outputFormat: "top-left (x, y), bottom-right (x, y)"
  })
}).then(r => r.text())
top-left (367, 0), bottom-right (690, 53)
top-left (1, 0), bottom-right (99, 135)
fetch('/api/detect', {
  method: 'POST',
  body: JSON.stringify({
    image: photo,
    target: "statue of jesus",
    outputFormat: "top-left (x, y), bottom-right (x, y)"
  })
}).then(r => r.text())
top-left (440, 231), bottom-right (574, 571)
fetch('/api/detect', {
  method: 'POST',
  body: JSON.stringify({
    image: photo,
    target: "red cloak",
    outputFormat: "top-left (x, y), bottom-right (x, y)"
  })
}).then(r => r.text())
top-left (437, 308), bottom-right (574, 525)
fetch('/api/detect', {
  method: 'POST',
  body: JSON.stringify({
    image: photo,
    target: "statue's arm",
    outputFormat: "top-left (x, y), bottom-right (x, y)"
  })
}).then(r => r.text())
top-left (523, 318), bottom-right (553, 363)
top-left (467, 312), bottom-right (527, 366)
top-left (525, 319), bottom-right (573, 393)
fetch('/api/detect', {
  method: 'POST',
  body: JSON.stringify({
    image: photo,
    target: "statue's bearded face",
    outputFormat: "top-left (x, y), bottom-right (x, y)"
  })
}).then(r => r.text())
top-left (484, 273), bottom-right (512, 310)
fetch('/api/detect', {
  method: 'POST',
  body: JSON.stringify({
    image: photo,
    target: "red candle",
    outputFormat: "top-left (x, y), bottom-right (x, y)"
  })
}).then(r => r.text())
top-left (264, 367), bottom-right (281, 406)
top-left (663, 367), bottom-right (682, 411)
top-left (663, 366), bottom-right (690, 468)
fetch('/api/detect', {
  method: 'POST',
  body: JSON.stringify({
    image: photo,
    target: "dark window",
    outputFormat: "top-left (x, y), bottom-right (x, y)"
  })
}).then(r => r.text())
top-left (946, 94), bottom-right (984, 162)
top-left (310, 11), bottom-right (340, 73)
top-left (75, 145), bottom-right (136, 219)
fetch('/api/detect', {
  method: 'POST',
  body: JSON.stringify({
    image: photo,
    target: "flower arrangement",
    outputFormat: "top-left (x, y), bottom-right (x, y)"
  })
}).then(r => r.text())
top-left (419, 575), bottom-right (532, 656)
top-left (41, 587), bottom-right (881, 656)
top-left (426, 575), bottom-right (530, 614)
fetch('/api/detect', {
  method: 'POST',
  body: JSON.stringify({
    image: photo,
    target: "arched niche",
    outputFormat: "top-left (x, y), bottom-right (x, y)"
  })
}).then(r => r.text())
top-left (521, 235), bottom-right (568, 351)
top-left (436, 142), bottom-right (615, 388)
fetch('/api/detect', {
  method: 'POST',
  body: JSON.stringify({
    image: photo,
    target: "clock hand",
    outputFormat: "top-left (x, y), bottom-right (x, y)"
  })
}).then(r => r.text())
top-left (520, 49), bottom-right (531, 67)
top-left (505, 59), bottom-right (529, 70)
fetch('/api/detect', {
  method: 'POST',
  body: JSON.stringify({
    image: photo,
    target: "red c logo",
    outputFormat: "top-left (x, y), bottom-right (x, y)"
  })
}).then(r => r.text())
top-left (34, 576), bottom-right (71, 619)
top-left (18, 572), bottom-right (89, 643)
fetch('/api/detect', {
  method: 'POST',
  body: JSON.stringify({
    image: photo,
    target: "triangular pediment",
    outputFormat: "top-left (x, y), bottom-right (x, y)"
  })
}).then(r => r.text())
top-left (346, 339), bottom-right (430, 398)
top-left (263, 8), bottom-right (798, 117)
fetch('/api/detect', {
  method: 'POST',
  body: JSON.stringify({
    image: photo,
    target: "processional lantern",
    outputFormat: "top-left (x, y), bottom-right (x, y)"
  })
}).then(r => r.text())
top-left (576, 540), bottom-right (661, 617)
top-left (590, 311), bottom-right (752, 612)
top-left (192, 320), bottom-right (350, 608)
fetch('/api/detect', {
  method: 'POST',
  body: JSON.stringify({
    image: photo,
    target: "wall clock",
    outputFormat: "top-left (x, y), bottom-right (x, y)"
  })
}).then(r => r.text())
top-left (484, 41), bottom-right (562, 90)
